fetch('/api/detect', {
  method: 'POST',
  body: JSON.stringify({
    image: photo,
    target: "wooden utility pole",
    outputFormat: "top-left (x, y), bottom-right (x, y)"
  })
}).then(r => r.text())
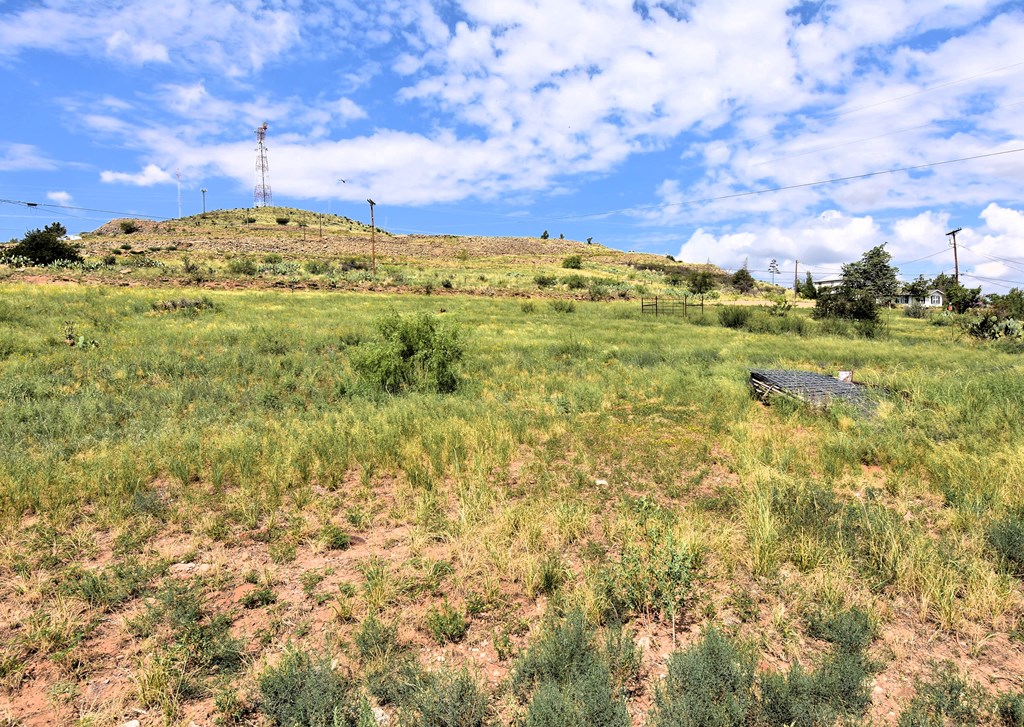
top-left (367, 199), bottom-right (376, 276)
top-left (946, 227), bottom-right (962, 284)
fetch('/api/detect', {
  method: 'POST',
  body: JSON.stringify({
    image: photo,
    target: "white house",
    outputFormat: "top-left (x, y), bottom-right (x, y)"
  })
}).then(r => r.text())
top-left (815, 277), bottom-right (843, 290)
top-left (891, 288), bottom-right (946, 307)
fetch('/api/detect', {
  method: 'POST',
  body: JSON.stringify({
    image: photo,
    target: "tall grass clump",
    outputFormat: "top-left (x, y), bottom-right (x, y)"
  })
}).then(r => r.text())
top-left (512, 611), bottom-right (630, 727)
top-left (987, 508), bottom-right (1024, 577)
top-left (352, 310), bottom-right (464, 394)
top-left (719, 305), bottom-right (753, 329)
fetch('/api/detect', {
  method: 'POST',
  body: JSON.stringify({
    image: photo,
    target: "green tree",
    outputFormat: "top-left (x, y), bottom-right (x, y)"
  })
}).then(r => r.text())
top-left (841, 243), bottom-right (899, 300)
top-left (906, 274), bottom-right (930, 299)
top-left (930, 272), bottom-right (958, 297)
top-left (768, 259), bottom-right (780, 285)
top-left (731, 266), bottom-right (755, 294)
top-left (540, 230), bottom-right (549, 240)
top-left (947, 283), bottom-right (982, 314)
top-left (989, 288), bottom-right (1024, 319)
top-left (3, 222), bottom-right (81, 265)
top-left (800, 271), bottom-right (817, 299)
top-left (690, 270), bottom-right (716, 313)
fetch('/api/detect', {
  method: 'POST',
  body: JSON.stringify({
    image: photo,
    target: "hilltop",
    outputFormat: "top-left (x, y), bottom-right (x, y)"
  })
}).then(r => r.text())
top-left (84, 206), bottom-right (636, 262)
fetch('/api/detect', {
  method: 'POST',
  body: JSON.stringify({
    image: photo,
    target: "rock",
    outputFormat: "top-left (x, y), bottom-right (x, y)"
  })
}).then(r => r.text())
top-left (595, 478), bottom-right (609, 486)
top-left (120, 721), bottom-right (141, 727)
top-left (373, 707), bottom-right (389, 726)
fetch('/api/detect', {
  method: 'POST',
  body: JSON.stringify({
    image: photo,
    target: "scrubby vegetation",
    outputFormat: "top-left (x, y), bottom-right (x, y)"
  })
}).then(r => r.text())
top-left (2, 221), bottom-right (1024, 723)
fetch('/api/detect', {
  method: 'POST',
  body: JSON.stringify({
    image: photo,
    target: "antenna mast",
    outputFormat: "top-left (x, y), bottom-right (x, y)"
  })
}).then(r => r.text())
top-left (253, 122), bottom-right (272, 207)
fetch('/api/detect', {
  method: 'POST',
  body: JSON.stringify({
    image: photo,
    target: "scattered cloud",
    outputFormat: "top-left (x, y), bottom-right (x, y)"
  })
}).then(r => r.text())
top-left (46, 190), bottom-right (72, 205)
top-left (100, 164), bottom-right (174, 187)
top-left (0, 142), bottom-right (57, 171)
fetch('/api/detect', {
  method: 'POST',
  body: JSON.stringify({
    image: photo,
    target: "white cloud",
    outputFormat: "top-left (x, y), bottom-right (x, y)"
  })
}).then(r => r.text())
top-left (100, 164), bottom-right (173, 187)
top-left (0, 143), bottom-right (56, 171)
top-left (46, 191), bottom-right (72, 205)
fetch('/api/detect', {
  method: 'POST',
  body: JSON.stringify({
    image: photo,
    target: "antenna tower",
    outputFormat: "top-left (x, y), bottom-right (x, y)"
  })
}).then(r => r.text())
top-left (253, 122), bottom-right (272, 207)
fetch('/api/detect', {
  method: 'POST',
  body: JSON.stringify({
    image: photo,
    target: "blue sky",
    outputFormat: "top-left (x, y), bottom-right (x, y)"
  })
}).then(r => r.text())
top-left (1, 0), bottom-right (1023, 289)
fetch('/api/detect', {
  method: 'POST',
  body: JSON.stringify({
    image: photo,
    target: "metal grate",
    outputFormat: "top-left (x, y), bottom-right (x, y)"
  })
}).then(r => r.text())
top-left (749, 369), bottom-right (876, 412)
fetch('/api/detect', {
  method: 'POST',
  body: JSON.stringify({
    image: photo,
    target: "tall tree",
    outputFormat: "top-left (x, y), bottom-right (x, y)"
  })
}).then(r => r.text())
top-left (4, 222), bottom-right (80, 265)
top-left (800, 271), bottom-right (816, 299)
top-left (690, 270), bottom-right (715, 313)
top-left (841, 243), bottom-right (899, 300)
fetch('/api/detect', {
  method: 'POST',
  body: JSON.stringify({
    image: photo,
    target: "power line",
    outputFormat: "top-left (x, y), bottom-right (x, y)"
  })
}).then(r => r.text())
top-left (0, 198), bottom-right (170, 220)
top-left (560, 147), bottom-right (1024, 220)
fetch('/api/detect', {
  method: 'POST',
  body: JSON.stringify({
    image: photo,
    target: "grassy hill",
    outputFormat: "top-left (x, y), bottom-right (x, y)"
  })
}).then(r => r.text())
top-left (2, 210), bottom-right (1020, 724)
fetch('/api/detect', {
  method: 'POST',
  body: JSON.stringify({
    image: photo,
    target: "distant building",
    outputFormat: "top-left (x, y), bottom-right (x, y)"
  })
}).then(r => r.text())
top-left (891, 288), bottom-right (946, 307)
top-left (815, 277), bottom-right (843, 290)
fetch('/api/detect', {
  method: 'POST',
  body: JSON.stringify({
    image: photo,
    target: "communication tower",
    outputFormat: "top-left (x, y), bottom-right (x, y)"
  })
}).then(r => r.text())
top-left (253, 122), bottom-right (272, 207)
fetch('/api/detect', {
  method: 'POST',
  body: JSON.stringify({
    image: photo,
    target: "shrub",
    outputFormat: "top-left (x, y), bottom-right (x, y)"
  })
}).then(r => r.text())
top-left (534, 274), bottom-right (558, 288)
top-left (651, 629), bottom-right (755, 727)
top-left (241, 587), bottom-right (276, 609)
top-left (4, 223), bottom-right (81, 265)
top-left (226, 257), bottom-right (258, 276)
top-left (305, 259), bottom-right (332, 275)
top-left (102, 254), bottom-right (117, 265)
top-left (276, 217), bottom-right (290, 225)
top-left (258, 648), bottom-right (358, 727)
top-left (351, 311), bottom-right (464, 394)
top-left (262, 253), bottom-right (283, 264)
top-left (540, 230), bottom-right (549, 239)
top-left (244, 216), bottom-right (257, 224)
top-left (562, 254), bottom-right (583, 269)
top-left (406, 668), bottom-right (488, 727)
top-left (719, 305), bottom-right (752, 329)
top-left (587, 282), bottom-right (611, 301)
top-left (897, 663), bottom-right (990, 727)
top-left (550, 300), bottom-right (576, 314)
top-left (513, 611), bottom-right (629, 727)
top-left (904, 300), bottom-right (926, 318)
top-left (813, 288), bottom-right (878, 321)
top-left (521, 301), bottom-right (536, 313)
top-left (426, 601), bottom-right (469, 644)
top-left (563, 274), bottom-right (587, 290)
top-left (120, 220), bottom-right (140, 234)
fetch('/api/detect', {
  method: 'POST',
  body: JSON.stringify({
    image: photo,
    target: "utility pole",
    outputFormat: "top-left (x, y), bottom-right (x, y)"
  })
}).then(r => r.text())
top-left (946, 227), bottom-right (962, 284)
top-left (201, 188), bottom-right (207, 214)
top-left (794, 259), bottom-right (799, 294)
top-left (367, 198), bottom-right (376, 276)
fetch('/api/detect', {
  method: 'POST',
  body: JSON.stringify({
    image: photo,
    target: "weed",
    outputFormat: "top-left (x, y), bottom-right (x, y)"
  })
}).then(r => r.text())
top-left (719, 305), bottom-right (753, 329)
top-left (241, 586), bottom-right (277, 609)
top-left (426, 600), bottom-right (469, 644)
top-left (258, 648), bottom-right (358, 727)
top-left (534, 274), bottom-right (558, 288)
top-left (321, 522), bottom-right (351, 550)
top-left (562, 255), bottom-right (583, 269)
top-left (549, 300), bottom-right (576, 313)
top-left (355, 614), bottom-right (399, 661)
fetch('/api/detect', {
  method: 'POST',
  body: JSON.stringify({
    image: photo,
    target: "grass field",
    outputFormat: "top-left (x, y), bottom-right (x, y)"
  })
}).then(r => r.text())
top-left (1, 277), bottom-right (1023, 725)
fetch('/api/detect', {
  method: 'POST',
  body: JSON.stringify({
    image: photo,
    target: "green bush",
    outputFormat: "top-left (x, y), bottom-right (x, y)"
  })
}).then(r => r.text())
top-left (513, 611), bottom-right (629, 727)
top-left (813, 288), bottom-right (878, 322)
top-left (120, 220), bottom-right (140, 234)
top-left (904, 301), bottom-right (926, 318)
top-left (276, 217), bottom-right (290, 225)
top-left (406, 669), bottom-right (488, 727)
top-left (563, 274), bottom-right (587, 290)
top-left (321, 523), bottom-right (351, 550)
top-left (562, 254), bottom-right (583, 269)
top-left (227, 257), bottom-right (258, 276)
top-left (4, 223), bottom-right (81, 265)
top-left (241, 586), bottom-right (277, 609)
top-left (550, 300), bottom-right (576, 314)
top-left (535, 274), bottom-right (558, 288)
top-left (305, 259), bottom-right (332, 275)
top-left (719, 306), bottom-right (752, 329)
top-left (426, 600), bottom-right (469, 644)
top-left (258, 648), bottom-right (358, 727)
top-left (351, 311), bottom-right (464, 394)
top-left (898, 663), bottom-right (990, 726)
top-left (651, 629), bottom-right (755, 727)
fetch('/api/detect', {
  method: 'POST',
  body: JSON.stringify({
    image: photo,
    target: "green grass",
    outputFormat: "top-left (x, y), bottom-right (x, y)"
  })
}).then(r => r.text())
top-left (1, 281), bottom-right (1023, 721)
